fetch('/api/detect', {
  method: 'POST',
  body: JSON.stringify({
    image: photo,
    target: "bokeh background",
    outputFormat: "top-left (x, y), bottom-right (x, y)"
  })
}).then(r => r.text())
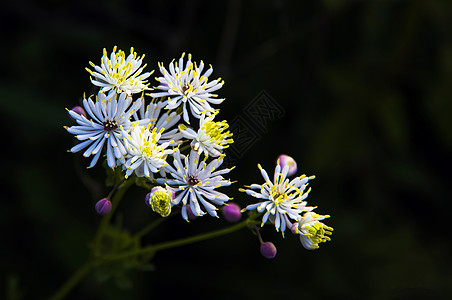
top-left (1, 0), bottom-right (452, 299)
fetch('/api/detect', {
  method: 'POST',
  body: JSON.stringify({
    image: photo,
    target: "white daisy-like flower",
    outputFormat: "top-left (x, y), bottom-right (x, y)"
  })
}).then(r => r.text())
top-left (123, 124), bottom-right (174, 178)
top-left (178, 111), bottom-right (233, 157)
top-left (86, 46), bottom-right (153, 96)
top-left (66, 92), bottom-right (143, 168)
top-left (133, 99), bottom-right (183, 145)
top-left (293, 212), bottom-right (333, 250)
top-left (239, 163), bottom-right (315, 235)
top-left (157, 149), bottom-right (234, 221)
top-left (150, 53), bottom-right (225, 124)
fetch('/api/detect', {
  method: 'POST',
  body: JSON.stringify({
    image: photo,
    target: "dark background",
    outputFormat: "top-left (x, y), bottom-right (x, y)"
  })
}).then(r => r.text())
top-left (1, 0), bottom-right (452, 299)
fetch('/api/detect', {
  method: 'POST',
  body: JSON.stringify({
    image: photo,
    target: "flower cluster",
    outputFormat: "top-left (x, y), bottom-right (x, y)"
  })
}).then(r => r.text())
top-left (67, 46), bottom-right (234, 221)
top-left (240, 154), bottom-right (333, 250)
top-left (66, 46), bottom-right (333, 258)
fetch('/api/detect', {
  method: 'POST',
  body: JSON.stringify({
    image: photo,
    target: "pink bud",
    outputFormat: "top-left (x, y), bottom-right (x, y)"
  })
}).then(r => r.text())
top-left (95, 198), bottom-right (112, 216)
top-left (222, 203), bottom-right (242, 222)
top-left (70, 106), bottom-right (87, 120)
top-left (277, 154), bottom-right (297, 177)
top-left (260, 242), bottom-right (277, 259)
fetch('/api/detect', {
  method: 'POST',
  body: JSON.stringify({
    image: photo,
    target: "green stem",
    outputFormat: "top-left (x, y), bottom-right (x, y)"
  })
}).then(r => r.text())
top-left (50, 179), bottom-right (135, 299)
top-left (94, 179), bottom-right (135, 252)
top-left (178, 143), bottom-right (191, 152)
top-left (103, 218), bottom-right (251, 262)
top-left (49, 260), bottom-right (94, 300)
top-left (151, 219), bottom-right (249, 252)
top-left (135, 217), bottom-right (167, 239)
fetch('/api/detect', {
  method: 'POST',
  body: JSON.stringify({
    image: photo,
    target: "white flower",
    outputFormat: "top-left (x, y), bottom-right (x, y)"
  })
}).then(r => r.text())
top-left (178, 112), bottom-right (233, 157)
top-left (86, 46), bottom-right (153, 96)
top-left (157, 149), bottom-right (233, 221)
top-left (150, 53), bottom-right (224, 124)
top-left (240, 163), bottom-right (315, 235)
top-left (66, 92), bottom-right (142, 168)
top-left (123, 124), bottom-right (173, 178)
top-left (133, 100), bottom-right (183, 145)
top-left (293, 212), bottom-right (333, 250)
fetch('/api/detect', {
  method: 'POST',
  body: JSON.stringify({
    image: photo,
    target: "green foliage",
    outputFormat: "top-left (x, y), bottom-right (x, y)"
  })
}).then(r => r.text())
top-left (5, 273), bottom-right (25, 300)
top-left (134, 176), bottom-right (153, 190)
top-left (104, 163), bottom-right (126, 187)
top-left (90, 216), bottom-right (155, 290)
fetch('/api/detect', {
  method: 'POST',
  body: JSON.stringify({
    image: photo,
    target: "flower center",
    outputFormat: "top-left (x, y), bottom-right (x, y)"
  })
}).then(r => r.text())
top-left (182, 83), bottom-right (192, 95)
top-left (141, 141), bottom-right (159, 158)
top-left (103, 119), bottom-right (118, 132)
top-left (187, 175), bottom-right (199, 186)
top-left (304, 222), bottom-right (332, 245)
top-left (201, 120), bottom-right (232, 146)
top-left (272, 191), bottom-right (287, 205)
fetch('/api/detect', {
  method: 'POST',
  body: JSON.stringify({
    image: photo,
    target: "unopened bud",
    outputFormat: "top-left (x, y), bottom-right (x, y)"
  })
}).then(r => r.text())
top-left (95, 198), bottom-right (112, 216)
top-left (277, 154), bottom-right (297, 177)
top-left (260, 242), bottom-right (277, 259)
top-left (70, 106), bottom-right (87, 120)
top-left (222, 203), bottom-right (242, 222)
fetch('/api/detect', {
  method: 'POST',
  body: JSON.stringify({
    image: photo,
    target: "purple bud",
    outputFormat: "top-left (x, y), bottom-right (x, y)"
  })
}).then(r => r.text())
top-left (222, 203), bottom-right (242, 222)
top-left (95, 198), bottom-right (112, 216)
top-left (291, 222), bottom-right (299, 234)
top-left (260, 242), bottom-right (277, 259)
top-left (70, 106), bottom-right (87, 120)
top-left (277, 154), bottom-right (297, 177)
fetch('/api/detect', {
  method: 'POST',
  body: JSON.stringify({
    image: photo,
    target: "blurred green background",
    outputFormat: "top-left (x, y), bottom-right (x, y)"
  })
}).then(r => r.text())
top-left (1, 0), bottom-right (452, 299)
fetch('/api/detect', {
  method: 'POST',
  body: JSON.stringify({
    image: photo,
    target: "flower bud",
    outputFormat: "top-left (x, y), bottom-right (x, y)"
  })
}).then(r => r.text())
top-left (291, 222), bottom-right (299, 234)
top-left (69, 106), bottom-right (87, 120)
top-left (277, 154), bottom-right (297, 177)
top-left (95, 198), bottom-right (112, 216)
top-left (221, 203), bottom-right (242, 222)
top-left (260, 242), bottom-right (277, 259)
